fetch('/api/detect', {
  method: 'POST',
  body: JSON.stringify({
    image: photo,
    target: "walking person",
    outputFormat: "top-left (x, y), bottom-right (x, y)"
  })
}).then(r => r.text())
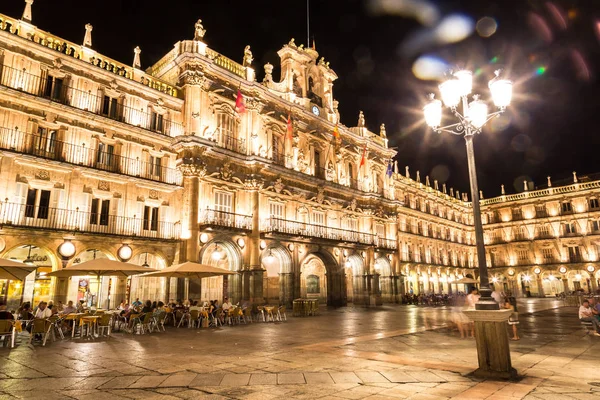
top-left (504, 299), bottom-right (520, 340)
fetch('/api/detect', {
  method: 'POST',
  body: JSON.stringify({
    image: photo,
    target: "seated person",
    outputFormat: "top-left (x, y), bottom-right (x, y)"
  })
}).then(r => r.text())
top-left (189, 301), bottom-right (202, 312)
top-left (132, 298), bottom-right (143, 308)
top-left (62, 301), bottom-right (77, 315)
top-left (222, 298), bottom-right (233, 311)
top-left (153, 301), bottom-right (165, 318)
top-left (579, 300), bottom-right (600, 336)
top-left (118, 300), bottom-right (127, 311)
top-left (34, 301), bottom-right (52, 319)
top-left (0, 302), bottom-right (14, 320)
top-left (17, 302), bottom-right (32, 320)
top-left (141, 300), bottom-right (153, 314)
top-left (76, 300), bottom-right (85, 313)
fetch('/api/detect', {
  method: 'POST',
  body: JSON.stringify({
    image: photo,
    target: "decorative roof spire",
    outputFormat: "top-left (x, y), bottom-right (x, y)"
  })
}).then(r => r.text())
top-left (22, 0), bottom-right (33, 23)
top-left (547, 176), bottom-right (552, 187)
top-left (425, 176), bottom-right (430, 187)
top-left (573, 171), bottom-right (578, 183)
top-left (442, 183), bottom-right (447, 194)
top-left (434, 180), bottom-right (439, 191)
top-left (479, 190), bottom-right (483, 199)
top-left (416, 171), bottom-right (421, 183)
top-left (523, 180), bottom-right (528, 191)
top-left (450, 187), bottom-right (454, 197)
top-left (405, 166), bottom-right (409, 178)
top-left (133, 46), bottom-right (141, 69)
top-left (83, 23), bottom-right (93, 47)
top-left (501, 184), bottom-right (505, 195)
top-left (394, 160), bottom-right (398, 174)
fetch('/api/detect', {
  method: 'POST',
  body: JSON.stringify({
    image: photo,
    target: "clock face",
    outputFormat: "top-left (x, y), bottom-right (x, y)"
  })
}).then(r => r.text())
top-left (312, 105), bottom-right (320, 116)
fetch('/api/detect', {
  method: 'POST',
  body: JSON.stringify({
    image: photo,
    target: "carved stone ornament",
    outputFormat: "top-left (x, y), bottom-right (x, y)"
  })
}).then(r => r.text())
top-left (178, 158), bottom-right (206, 177)
top-left (274, 178), bottom-right (285, 194)
top-left (52, 58), bottom-right (63, 70)
top-left (316, 186), bottom-right (325, 204)
top-left (35, 170), bottom-right (50, 181)
top-left (220, 160), bottom-right (233, 181)
top-left (149, 189), bottom-right (159, 200)
top-left (98, 180), bottom-right (110, 191)
top-left (153, 98), bottom-right (167, 115)
top-left (244, 174), bottom-right (264, 191)
top-left (183, 70), bottom-right (206, 86)
top-left (349, 198), bottom-right (357, 211)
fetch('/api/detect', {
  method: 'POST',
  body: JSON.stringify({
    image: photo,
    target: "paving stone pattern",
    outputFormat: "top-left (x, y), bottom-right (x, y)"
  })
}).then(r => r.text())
top-left (1, 299), bottom-right (599, 399)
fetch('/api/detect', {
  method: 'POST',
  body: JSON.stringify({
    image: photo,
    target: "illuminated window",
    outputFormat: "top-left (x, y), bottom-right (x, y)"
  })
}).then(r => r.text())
top-left (561, 202), bottom-right (573, 213)
top-left (590, 198), bottom-right (599, 210)
top-left (542, 248), bottom-right (555, 262)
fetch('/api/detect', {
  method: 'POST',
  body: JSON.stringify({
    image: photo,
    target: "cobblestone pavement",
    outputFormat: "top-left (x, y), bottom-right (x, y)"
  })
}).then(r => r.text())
top-left (1, 299), bottom-right (599, 399)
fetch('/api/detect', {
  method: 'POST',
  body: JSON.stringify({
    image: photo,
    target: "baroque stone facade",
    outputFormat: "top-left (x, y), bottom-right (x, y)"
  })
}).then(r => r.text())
top-left (0, 4), bottom-right (597, 309)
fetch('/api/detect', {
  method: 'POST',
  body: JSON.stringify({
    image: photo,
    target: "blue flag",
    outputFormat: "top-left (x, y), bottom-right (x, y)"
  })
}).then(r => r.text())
top-left (386, 160), bottom-right (393, 177)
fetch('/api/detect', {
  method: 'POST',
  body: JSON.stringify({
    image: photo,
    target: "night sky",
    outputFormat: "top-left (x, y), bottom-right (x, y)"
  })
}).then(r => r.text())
top-left (2, 0), bottom-right (598, 198)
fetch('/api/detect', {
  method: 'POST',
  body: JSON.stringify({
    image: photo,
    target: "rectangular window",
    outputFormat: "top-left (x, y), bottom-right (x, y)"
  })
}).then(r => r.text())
top-left (25, 188), bottom-right (51, 219)
top-left (272, 135), bottom-right (284, 165)
top-left (33, 127), bottom-right (57, 158)
top-left (43, 75), bottom-right (63, 101)
top-left (561, 202), bottom-right (572, 213)
top-left (269, 202), bottom-right (284, 218)
top-left (150, 111), bottom-right (164, 132)
top-left (143, 206), bottom-right (159, 231)
top-left (512, 208), bottom-right (522, 220)
top-left (563, 222), bottom-right (576, 235)
top-left (592, 220), bottom-right (600, 232)
top-left (590, 198), bottom-right (599, 210)
top-left (96, 142), bottom-right (115, 170)
top-left (568, 246), bottom-right (581, 262)
top-left (542, 248), bottom-right (554, 262)
top-left (517, 249), bottom-right (529, 264)
top-left (535, 205), bottom-right (547, 218)
top-left (148, 155), bottom-right (162, 178)
top-left (214, 191), bottom-right (232, 224)
top-left (538, 224), bottom-right (550, 238)
top-left (90, 198), bottom-right (110, 226)
top-left (376, 224), bottom-right (385, 238)
top-left (314, 150), bottom-right (322, 178)
top-left (312, 211), bottom-right (325, 237)
top-left (102, 96), bottom-right (119, 119)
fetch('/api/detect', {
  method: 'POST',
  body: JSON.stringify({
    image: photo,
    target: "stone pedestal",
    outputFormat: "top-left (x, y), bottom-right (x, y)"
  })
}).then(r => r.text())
top-left (463, 309), bottom-right (518, 380)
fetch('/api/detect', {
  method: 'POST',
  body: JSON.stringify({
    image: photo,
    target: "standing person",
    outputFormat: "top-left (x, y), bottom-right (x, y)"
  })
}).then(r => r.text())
top-left (504, 300), bottom-right (520, 340)
top-left (465, 288), bottom-right (480, 338)
top-left (491, 288), bottom-right (503, 304)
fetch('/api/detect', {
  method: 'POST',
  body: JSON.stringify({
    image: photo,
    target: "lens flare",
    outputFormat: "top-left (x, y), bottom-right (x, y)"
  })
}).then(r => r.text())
top-left (412, 55), bottom-right (448, 80)
top-left (476, 17), bottom-right (498, 37)
top-left (435, 13), bottom-right (474, 44)
top-left (536, 66), bottom-right (547, 75)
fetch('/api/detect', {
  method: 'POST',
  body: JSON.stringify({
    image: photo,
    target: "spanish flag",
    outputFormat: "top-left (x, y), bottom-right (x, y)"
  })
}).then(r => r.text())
top-left (235, 90), bottom-right (246, 114)
top-left (332, 124), bottom-right (340, 142)
top-left (359, 143), bottom-right (367, 168)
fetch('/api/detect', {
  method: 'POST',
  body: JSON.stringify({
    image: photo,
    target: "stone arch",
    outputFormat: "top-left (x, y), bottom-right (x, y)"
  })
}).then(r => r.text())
top-left (344, 253), bottom-right (364, 304)
top-left (1, 243), bottom-right (58, 309)
top-left (199, 238), bottom-right (243, 303)
top-left (375, 256), bottom-right (393, 301)
top-left (301, 250), bottom-right (345, 306)
top-left (261, 243), bottom-right (293, 305)
top-left (67, 248), bottom-right (114, 308)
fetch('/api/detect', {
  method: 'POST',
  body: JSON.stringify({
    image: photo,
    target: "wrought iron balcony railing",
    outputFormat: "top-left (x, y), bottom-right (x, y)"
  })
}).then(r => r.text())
top-left (0, 126), bottom-right (182, 185)
top-left (0, 64), bottom-right (183, 136)
top-left (263, 217), bottom-right (375, 245)
top-left (375, 237), bottom-right (398, 250)
top-left (199, 209), bottom-right (252, 230)
top-left (0, 201), bottom-right (180, 239)
top-left (214, 132), bottom-right (246, 154)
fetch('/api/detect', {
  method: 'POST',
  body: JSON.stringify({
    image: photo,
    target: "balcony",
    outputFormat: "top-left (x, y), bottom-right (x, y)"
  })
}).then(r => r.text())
top-left (263, 217), bottom-right (375, 245)
top-left (0, 127), bottom-right (182, 186)
top-left (0, 64), bottom-right (183, 136)
top-left (214, 132), bottom-right (246, 154)
top-left (272, 151), bottom-right (291, 167)
top-left (0, 202), bottom-right (179, 239)
top-left (375, 237), bottom-right (397, 250)
top-left (199, 209), bottom-right (252, 231)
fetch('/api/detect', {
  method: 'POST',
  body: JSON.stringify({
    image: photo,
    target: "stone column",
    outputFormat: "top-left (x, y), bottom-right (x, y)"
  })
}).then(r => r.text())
top-left (562, 278), bottom-right (569, 293)
top-left (536, 276), bottom-right (545, 297)
top-left (590, 276), bottom-right (598, 293)
top-left (463, 309), bottom-right (518, 379)
top-left (53, 260), bottom-right (69, 305)
top-left (180, 68), bottom-right (206, 136)
top-left (353, 275), bottom-right (364, 305)
top-left (279, 272), bottom-right (293, 307)
top-left (371, 273), bottom-right (382, 306)
top-left (245, 177), bottom-right (264, 304)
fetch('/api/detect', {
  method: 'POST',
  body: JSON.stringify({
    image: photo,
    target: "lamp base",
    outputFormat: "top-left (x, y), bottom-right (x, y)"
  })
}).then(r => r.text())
top-left (463, 309), bottom-right (519, 381)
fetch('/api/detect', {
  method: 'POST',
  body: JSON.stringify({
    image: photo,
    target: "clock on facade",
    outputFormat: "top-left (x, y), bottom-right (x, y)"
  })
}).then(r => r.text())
top-left (311, 105), bottom-right (320, 116)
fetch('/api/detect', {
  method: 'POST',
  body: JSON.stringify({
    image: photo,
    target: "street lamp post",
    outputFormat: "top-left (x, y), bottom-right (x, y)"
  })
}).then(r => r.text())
top-left (423, 69), bottom-right (512, 310)
top-left (423, 68), bottom-right (518, 379)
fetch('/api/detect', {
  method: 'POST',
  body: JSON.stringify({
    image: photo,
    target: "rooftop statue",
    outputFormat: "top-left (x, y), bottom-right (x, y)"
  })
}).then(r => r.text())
top-left (194, 19), bottom-right (206, 40)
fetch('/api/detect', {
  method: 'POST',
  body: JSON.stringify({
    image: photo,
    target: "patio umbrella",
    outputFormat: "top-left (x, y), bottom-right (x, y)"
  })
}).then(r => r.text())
top-left (0, 258), bottom-right (38, 280)
top-left (47, 259), bottom-right (157, 307)
top-left (137, 261), bottom-right (235, 279)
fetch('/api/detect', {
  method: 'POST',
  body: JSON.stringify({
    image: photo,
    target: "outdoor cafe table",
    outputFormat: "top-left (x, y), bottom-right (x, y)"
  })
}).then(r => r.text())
top-left (63, 313), bottom-right (86, 337)
top-left (79, 315), bottom-right (101, 337)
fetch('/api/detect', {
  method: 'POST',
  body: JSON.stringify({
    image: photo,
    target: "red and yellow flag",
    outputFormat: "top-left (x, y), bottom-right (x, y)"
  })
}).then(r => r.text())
top-left (235, 90), bottom-right (246, 114)
top-left (332, 124), bottom-right (340, 141)
top-left (359, 143), bottom-right (367, 168)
